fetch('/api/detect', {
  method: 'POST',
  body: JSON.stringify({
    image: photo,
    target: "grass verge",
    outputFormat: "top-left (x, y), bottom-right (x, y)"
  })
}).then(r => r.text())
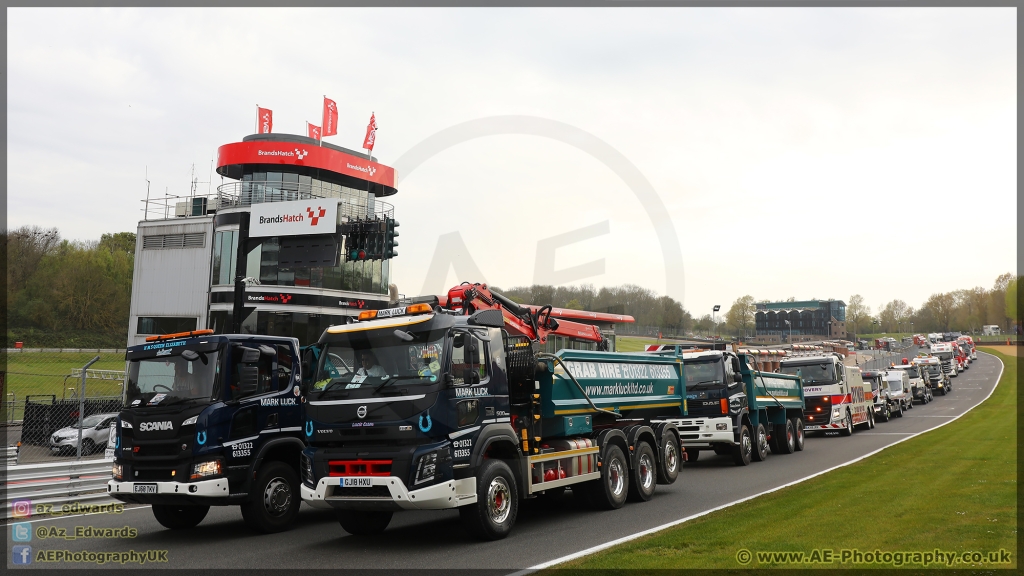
top-left (3, 352), bottom-right (126, 420)
top-left (549, 348), bottom-right (1016, 570)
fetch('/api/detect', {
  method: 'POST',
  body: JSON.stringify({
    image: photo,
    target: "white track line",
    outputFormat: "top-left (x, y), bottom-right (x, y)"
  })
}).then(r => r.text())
top-left (511, 351), bottom-right (1006, 575)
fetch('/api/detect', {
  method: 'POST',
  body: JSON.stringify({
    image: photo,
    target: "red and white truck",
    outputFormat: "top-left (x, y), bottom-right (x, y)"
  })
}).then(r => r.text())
top-left (779, 354), bottom-right (873, 436)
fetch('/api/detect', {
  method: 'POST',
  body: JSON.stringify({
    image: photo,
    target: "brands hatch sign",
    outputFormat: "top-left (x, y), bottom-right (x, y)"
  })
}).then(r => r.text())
top-left (249, 198), bottom-right (340, 238)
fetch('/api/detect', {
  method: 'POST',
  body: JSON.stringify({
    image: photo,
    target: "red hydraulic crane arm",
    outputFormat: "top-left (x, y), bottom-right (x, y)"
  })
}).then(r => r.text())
top-left (441, 283), bottom-right (606, 346)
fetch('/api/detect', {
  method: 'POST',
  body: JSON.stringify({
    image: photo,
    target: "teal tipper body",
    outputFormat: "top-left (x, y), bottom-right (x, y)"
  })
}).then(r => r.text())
top-left (538, 350), bottom-right (686, 431)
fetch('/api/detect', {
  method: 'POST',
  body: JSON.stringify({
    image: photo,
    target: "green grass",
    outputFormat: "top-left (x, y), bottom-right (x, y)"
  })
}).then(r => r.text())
top-left (614, 336), bottom-right (660, 352)
top-left (3, 352), bottom-right (126, 420)
top-left (551, 348), bottom-right (1016, 570)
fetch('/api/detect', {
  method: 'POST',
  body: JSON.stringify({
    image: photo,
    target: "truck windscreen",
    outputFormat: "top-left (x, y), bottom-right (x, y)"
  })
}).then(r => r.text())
top-left (682, 358), bottom-right (724, 388)
top-left (779, 362), bottom-right (836, 385)
top-left (312, 329), bottom-right (448, 396)
top-left (894, 366), bottom-right (921, 378)
top-left (126, 351), bottom-right (220, 407)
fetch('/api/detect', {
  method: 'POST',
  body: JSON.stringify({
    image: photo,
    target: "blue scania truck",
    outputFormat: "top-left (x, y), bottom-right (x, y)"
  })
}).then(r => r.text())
top-left (299, 285), bottom-right (687, 540)
top-left (107, 330), bottom-right (307, 533)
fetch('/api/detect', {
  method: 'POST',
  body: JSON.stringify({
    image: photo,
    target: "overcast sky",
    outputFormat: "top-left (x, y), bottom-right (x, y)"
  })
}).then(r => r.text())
top-left (7, 8), bottom-right (1016, 317)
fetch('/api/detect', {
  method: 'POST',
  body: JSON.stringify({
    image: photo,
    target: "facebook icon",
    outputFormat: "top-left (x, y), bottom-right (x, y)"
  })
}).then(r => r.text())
top-left (12, 545), bottom-right (33, 565)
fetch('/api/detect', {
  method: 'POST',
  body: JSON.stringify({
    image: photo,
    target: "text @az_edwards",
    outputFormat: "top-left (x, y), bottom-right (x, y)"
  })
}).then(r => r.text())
top-left (735, 548), bottom-right (1013, 567)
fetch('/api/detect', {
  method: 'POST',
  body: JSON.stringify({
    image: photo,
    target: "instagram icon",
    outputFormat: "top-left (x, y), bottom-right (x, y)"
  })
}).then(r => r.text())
top-left (12, 500), bottom-right (32, 518)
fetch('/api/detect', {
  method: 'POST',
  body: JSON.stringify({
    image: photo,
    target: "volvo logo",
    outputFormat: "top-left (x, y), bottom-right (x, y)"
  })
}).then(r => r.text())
top-left (356, 405), bottom-right (368, 419)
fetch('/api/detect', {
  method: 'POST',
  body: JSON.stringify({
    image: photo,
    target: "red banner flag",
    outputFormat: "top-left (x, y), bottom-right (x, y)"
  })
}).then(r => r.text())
top-left (322, 97), bottom-right (338, 137)
top-left (307, 123), bottom-right (321, 141)
top-left (362, 113), bottom-right (378, 151)
top-left (257, 107), bottom-right (273, 134)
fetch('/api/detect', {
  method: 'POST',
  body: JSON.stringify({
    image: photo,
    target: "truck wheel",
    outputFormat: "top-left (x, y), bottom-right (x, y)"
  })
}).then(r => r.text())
top-left (656, 434), bottom-right (680, 484)
top-left (152, 505), bottom-right (209, 530)
top-left (732, 425), bottom-right (752, 466)
top-left (752, 424), bottom-right (769, 461)
top-left (240, 461), bottom-right (300, 533)
top-left (895, 403), bottom-right (904, 418)
top-left (627, 442), bottom-right (657, 502)
top-left (460, 459), bottom-right (518, 540)
top-left (839, 412), bottom-right (853, 436)
top-left (775, 420), bottom-right (796, 454)
top-left (791, 418), bottom-right (805, 451)
top-left (337, 510), bottom-right (393, 535)
top-left (879, 404), bottom-right (890, 422)
top-left (585, 444), bottom-right (629, 510)
top-left (683, 448), bottom-right (699, 463)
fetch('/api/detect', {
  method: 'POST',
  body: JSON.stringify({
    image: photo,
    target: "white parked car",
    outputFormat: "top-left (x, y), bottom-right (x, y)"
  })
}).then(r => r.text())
top-left (49, 413), bottom-right (118, 456)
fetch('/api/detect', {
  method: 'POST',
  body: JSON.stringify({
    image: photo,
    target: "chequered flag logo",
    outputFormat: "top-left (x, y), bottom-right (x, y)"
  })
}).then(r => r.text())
top-left (295, 149), bottom-right (308, 160)
top-left (306, 206), bottom-right (327, 225)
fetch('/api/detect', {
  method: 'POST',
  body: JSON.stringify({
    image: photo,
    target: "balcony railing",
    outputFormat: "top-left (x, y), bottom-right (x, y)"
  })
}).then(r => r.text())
top-left (142, 183), bottom-right (393, 221)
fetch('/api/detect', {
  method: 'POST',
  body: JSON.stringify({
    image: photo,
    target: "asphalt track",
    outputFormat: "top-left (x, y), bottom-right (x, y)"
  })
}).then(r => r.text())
top-left (7, 352), bottom-right (1004, 571)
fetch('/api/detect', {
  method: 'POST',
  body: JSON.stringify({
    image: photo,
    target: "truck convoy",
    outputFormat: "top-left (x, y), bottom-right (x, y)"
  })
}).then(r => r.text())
top-left (107, 331), bottom-right (306, 533)
top-left (644, 347), bottom-right (805, 466)
top-left (913, 355), bottom-right (951, 396)
top-left (861, 370), bottom-right (897, 422)
top-left (930, 342), bottom-right (959, 378)
top-left (887, 360), bottom-right (933, 404)
top-left (779, 354), bottom-right (872, 435)
top-left (299, 283), bottom-right (686, 540)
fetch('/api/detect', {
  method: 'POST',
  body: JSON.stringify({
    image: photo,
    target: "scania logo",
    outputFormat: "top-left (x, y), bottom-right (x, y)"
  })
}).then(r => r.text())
top-left (356, 406), bottom-right (367, 419)
top-left (139, 421), bottom-right (173, 432)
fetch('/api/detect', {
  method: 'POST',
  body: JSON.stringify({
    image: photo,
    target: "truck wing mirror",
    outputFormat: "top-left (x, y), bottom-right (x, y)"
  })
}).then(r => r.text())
top-left (443, 373), bottom-right (455, 387)
top-left (239, 366), bottom-right (259, 396)
top-left (734, 372), bottom-right (743, 383)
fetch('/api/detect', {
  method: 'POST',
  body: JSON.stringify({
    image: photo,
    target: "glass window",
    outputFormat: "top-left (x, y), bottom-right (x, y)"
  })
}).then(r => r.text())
top-left (127, 350), bottom-right (220, 406)
top-left (451, 332), bottom-right (488, 385)
top-left (212, 230), bottom-right (237, 285)
top-left (137, 317), bottom-right (198, 335)
top-left (372, 260), bottom-right (382, 294)
top-left (228, 344), bottom-right (275, 399)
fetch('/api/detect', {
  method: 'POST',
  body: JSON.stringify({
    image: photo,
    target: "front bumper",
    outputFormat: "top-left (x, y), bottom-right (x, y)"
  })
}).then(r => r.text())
top-left (301, 476), bottom-right (477, 511)
top-left (653, 417), bottom-right (734, 447)
top-left (108, 477), bottom-right (232, 505)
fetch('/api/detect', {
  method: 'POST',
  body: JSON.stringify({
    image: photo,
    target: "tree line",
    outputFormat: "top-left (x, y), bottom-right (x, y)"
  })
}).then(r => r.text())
top-left (4, 226), bottom-right (136, 347)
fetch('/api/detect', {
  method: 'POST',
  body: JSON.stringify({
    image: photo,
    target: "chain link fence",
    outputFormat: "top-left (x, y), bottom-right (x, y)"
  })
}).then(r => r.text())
top-left (3, 349), bottom-right (126, 465)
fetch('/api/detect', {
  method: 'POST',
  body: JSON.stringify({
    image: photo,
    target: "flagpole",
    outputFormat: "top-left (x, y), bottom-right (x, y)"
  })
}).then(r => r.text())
top-left (320, 95), bottom-right (324, 147)
top-left (255, 104), bottom-right (258, 134)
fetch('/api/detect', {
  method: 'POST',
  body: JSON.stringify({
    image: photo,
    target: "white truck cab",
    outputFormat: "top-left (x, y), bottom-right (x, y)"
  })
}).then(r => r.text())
top-left (930, 342), bottom-right (958, 378)
top-left (913, 355), bottom-right (951, 396)
top-left (780, 354), bottom-right (872, 436)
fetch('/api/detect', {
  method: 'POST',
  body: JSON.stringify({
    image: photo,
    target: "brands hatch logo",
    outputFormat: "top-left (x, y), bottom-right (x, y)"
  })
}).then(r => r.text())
top-left (306, 206), bottom-right (327, 225)
top-left (247, 293), bottom-right (293, 304)
top-left (346, 162), bottom-right (376, 177)
top-left (256, 148), bottom-right (307, 159)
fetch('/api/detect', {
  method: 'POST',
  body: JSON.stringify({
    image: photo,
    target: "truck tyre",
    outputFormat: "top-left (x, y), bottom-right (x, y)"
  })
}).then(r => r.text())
top-left (732, 424), bottom-right (752, 466)
top-left (792, 418), bottom-right (805, 451)
top-left (152, 505), bottom-right (209, 530)
top-left (585, 444), bottom-right (629, 510)
top-left (627, 442), bottom-right (657, 502)
top-left (839, 411), bottom-right (853, 436)
top-left (879, 404), bottom-right (890, 422)
top-left (683, 448), bottom-right (698, 463)
top-left (657, 434), bottom-right (680, 484)
top-left (868, 410), bottom-right (875, 429)
top-left (337, 510), bottom-right (393, 536)
top-left (240, 462), bottom-right (300, 533)
top-left (774, 420), bottom-right (796, 454)
top-left (460, 459), bottom-right (518, 540)
top-left (752, 423), bottom-right (769, 462)
top-left (895, 402), bottom-right (903, 417)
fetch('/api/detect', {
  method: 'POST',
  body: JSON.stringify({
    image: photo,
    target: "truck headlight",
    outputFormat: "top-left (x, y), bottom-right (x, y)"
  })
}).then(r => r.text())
top-left (414, 452), bottom-right (438, 486)
top-left (831, 408), bottom-right (842, 419)
top-left (112, 463), bottom-right (123, 480)
top-left (191, 460), bottom-right (222, 480)
top-left (182, 415), bottom-right (198, 426)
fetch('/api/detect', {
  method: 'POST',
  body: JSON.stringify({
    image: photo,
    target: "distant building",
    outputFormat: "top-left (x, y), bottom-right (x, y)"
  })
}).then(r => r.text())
top-left (754, 300), bottom-right (847, 343)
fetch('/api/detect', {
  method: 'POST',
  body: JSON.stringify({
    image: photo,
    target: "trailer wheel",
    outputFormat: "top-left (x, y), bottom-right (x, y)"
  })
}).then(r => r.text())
top-left (791, 418), bottom-right (805, 451)
top-left (657, 434), bottom-right (680, 484)
top-left (584, 444), bottom-right (629, 510)
top-left (627, 442), bottom-right (657, 502)
top-left (752, 423), bottom-right (769, 461)
top-left (337, 510), bottom-right (393, 536)
top-left (732, 425), bottom-right (752, 466)
top-left (152, 505), bottom-right (209, 530)
top-left (241, 462), bottom-right (301, 533)
top-left (460, 459), bottom-right (518, 540)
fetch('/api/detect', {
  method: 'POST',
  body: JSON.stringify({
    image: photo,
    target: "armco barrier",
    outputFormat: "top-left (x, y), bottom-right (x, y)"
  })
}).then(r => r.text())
top-left (3, 458), bottom-right (116, 519)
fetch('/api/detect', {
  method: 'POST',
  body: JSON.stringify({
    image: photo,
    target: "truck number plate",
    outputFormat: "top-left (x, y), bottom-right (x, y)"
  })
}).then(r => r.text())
top-left (133, 484), bottom-right (157, 494)
top-left (341, 477), bottom-right (373, 488)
